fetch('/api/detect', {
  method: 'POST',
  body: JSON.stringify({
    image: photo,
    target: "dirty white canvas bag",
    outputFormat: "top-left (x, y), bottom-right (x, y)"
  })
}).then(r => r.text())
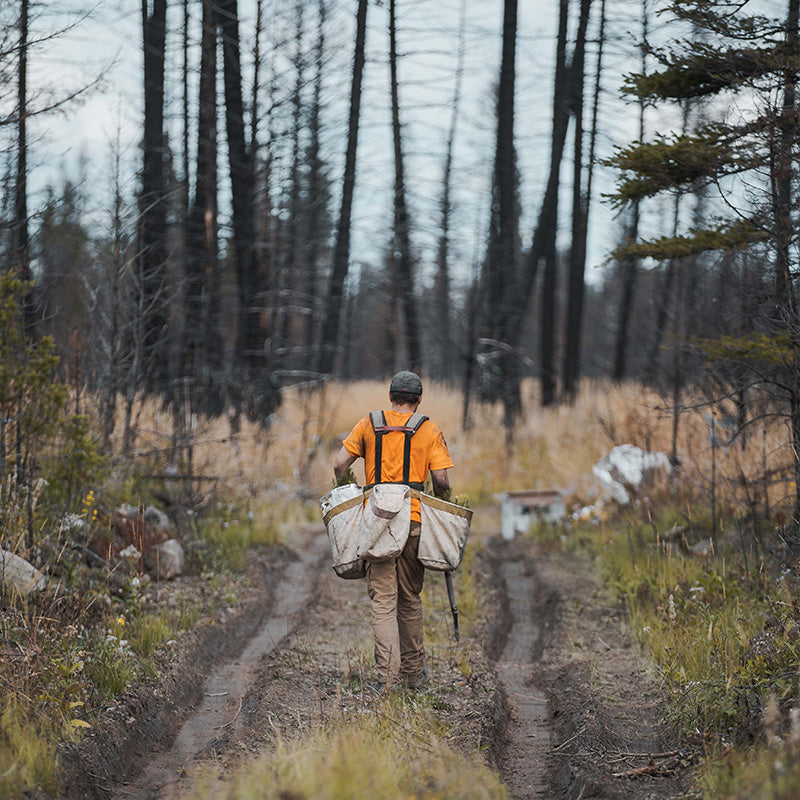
top-left (320, 484), bottom-right (366, 579)
top-left (417, 493), bottom-right (472, 571)
top-left (357, 483), bottom-right (411, 561)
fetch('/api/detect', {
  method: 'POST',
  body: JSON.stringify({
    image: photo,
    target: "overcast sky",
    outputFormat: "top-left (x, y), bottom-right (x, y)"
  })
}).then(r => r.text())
top-left (24, 0), bottom-right (654, 290)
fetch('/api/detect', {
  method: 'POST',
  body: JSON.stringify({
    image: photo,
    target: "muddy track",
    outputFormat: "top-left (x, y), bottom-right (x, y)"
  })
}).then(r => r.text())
top-left (60, 528), bottom-right (690, 800)
top-left (113, 529), bottom-right (329, 799)
top-left (490, 541), bottom-right (556, 799)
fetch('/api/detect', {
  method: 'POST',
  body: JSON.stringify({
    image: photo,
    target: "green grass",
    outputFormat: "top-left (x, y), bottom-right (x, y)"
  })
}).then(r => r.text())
top-left (199, 502), bottom-right (282, 572)
top-left (698, 742), bottom-right (800, 799)
top-left (532, 496), bottom-right (800, 798)
top-left (0, 699), bottom-right (59, 799)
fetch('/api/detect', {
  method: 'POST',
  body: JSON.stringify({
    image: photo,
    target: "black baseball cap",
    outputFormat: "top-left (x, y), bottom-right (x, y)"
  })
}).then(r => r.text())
top-left (389, 370), bottom-right (423, 395)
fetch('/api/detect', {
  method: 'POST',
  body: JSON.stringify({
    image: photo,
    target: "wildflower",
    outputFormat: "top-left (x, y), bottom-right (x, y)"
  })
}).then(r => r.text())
top-left (130, 576), bottom-right (141, 588)
top-left (117, 616), bottom-right (125, 627)
top-left (642, 626), bottom-right (651, 634)
top-left (668, 594), bottom-right (676, 624)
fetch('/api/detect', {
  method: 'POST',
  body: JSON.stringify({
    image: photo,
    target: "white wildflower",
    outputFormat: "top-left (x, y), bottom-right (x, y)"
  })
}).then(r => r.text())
top-left (668, 594), bottom-right (676, 624)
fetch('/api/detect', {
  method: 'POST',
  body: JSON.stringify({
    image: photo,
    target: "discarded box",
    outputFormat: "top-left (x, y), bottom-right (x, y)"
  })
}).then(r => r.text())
top-left (496, 490), bottom-right (565, 540)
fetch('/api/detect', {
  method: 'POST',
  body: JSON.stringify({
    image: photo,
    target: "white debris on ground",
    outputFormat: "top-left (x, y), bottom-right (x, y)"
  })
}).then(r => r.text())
top-left (569, 444), bottom-right (672, 523)
top-left (592, 444), bottom-right (671, 505)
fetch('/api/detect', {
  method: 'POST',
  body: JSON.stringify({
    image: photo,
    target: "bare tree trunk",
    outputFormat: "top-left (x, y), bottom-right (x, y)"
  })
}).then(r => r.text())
top-left (139, 0), bottom-right (169, 393)
top-left (434, 0), bottom-right (466, 382)
top-left (389, 0), bottom-right (422, 369)
top-left (479, 0), bottom-right (520, 426)
top-left (278, 2), bottom-right (306, 370)
top-left (303, 0), bottom-right (329, 359)
top-left (612, 0), bottom-right (647, 382)
top-left (217, 0), bottom-right (277, 418)
top-left (185, 0), bottom-right (220, 413)
top-left (503, 0), bottom-right (570, 409)
top-left (318, 0), bottom-right (368, 376)
top-left (644, 194), bottom-right (681, 383)
top-left (15, 0), bottom-right (34, 335)
top-left (562, 0), bottom-right (594, 402)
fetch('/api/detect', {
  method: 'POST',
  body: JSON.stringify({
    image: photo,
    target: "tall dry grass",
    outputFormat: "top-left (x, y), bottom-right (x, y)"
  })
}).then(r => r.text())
top-left (108, 379), bottom-right (794, 521)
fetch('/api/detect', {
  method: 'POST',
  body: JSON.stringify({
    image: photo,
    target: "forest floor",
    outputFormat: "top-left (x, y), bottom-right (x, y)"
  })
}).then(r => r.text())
top-left (57, 519), bottom-right (694, 800)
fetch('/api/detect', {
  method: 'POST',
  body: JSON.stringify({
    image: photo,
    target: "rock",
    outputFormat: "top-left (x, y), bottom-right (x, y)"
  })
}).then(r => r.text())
top-left (592, 444), bottom-right (671, 505)
top-left (0, 549), bottom-right (46, 595)
top-left (145, 539), bottom-right (185, 580)
top-left (144, 505), bottom-right (170, 530)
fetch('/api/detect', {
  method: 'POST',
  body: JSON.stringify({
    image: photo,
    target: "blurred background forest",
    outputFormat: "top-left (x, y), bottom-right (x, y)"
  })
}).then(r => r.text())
top-left (1, 0), bottom-right (800, 537)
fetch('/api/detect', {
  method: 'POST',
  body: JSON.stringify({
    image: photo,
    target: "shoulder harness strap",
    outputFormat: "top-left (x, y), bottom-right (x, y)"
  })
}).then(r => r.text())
top-left (368, 410), bottom-right (429, 487)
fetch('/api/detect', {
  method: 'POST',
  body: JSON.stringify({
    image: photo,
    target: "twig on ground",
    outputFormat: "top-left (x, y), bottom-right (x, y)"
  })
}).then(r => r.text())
top-left (212, 696), bottom-right (243, 729)
top-left (551, 725), bottom-right (586, 752)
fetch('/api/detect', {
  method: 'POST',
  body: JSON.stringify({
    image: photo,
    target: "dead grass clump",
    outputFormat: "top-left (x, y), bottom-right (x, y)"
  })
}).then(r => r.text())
top-left (196, 700), bottom-right (506, 800)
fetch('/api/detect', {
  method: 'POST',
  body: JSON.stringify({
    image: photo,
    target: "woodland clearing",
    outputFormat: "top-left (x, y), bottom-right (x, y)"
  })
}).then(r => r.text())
top-left (2, 380), bottom-right (798, 799)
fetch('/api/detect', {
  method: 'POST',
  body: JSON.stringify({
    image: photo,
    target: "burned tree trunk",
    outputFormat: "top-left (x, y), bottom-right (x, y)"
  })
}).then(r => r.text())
top-left (433, 0), bottom-right (465, 383)
top-left (562, 0), bottom-right (594, 402)
top-left (185, 0), bottom-right (220, 413)
top-left (318, 0), bottom-right (368, 376)
top-left (613, 0), bottom-right (647, 382)
top-left (388, 0), bottom-right (422, 369)
top-left (478, 0), bottom-right (520, 422)
top-left (501, 0), bottom-right (571, 409)
top-left (139, 0), bottom-right (169, 393)
top-left (217, 0), bottom-right (277, 418)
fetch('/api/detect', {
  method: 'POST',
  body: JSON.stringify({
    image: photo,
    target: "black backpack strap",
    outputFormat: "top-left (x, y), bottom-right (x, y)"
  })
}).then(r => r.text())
top-left (369, 410), bottom-right (386, 484)
top-left (369, 410), bottom-right (429, 486)
top-left (402, 413), bottom-right (429, 484)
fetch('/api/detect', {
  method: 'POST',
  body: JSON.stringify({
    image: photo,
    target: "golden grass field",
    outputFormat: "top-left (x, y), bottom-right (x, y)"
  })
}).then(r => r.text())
top-left (120, 378), bottom-right (795, 523)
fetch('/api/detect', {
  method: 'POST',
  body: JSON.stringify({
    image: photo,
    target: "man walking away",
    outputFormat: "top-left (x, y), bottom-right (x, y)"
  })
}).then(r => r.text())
top-left (332, 371), bottom-right (453, 690)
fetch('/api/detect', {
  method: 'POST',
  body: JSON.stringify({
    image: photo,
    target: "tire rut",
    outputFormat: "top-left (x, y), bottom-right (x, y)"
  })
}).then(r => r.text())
top-left (491, 538), bottom-right (555, 800)
top-left (115, 528), bottom-right (329, 800)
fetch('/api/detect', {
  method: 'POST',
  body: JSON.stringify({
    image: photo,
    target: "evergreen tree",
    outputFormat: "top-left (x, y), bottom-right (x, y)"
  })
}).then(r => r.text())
top-left (606, 0), bottom-right (800, 547)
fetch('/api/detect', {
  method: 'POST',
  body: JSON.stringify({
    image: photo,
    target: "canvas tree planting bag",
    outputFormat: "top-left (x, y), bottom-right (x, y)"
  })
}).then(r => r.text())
top-left (417, 493), bottom-right (472, 571)
top-left (320, 484), bottom-right (366, 579)
top-left (357, 483), bottom-right (412, 561)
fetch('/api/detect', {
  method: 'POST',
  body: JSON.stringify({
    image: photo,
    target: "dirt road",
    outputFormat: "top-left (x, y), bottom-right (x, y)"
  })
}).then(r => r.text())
top-left (62, 527), bottom-right (690, 800)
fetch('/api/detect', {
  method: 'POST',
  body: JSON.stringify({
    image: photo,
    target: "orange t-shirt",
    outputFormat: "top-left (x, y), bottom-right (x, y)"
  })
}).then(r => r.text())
top-left (343, 410), bottom-right (454, 522)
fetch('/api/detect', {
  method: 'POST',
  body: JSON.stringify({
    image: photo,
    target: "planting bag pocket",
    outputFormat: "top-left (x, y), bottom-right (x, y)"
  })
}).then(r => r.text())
top-left (320, 484), bottom-right (366, 579)
top-left (358, 484), bottom-right (411, 561)
top-left (418, 493), bottom-right (472, 571)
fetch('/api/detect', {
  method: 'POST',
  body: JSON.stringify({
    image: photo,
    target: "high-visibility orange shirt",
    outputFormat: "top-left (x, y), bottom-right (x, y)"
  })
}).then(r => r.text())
top-left (343, 410), bottom-right (454, 522)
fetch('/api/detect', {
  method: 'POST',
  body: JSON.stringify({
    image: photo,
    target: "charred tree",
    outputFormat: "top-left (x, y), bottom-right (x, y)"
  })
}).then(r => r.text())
top-left (318, 0), bottom-right (368, 376)
top-left (217, 0), bottom-right (277, 418)
top-left (185, 0), bottom-right (221, 414)
top-left (14, 0), bottom-right (34, 335)
top-left (478, 0), bottom-right (520, 422)
top-left (139, 0), bottom-right (169, 393)
top-left (388, 0), bottom-right (422, 369)
top-left (612, 0), bottom-right (647, 382)
top-left (500, 0), bottom-right (571, 409)
top-left (303, 0), bottom-right (331, 357)
top-left (562, 0), bottom-right (595, 401)
top-left (434, 0), bottom-right (465, 383)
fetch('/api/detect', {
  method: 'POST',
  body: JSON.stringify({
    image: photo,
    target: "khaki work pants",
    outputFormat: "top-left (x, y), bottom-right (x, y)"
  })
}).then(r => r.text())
top-left (366, 521), bottom-right (425, 684)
